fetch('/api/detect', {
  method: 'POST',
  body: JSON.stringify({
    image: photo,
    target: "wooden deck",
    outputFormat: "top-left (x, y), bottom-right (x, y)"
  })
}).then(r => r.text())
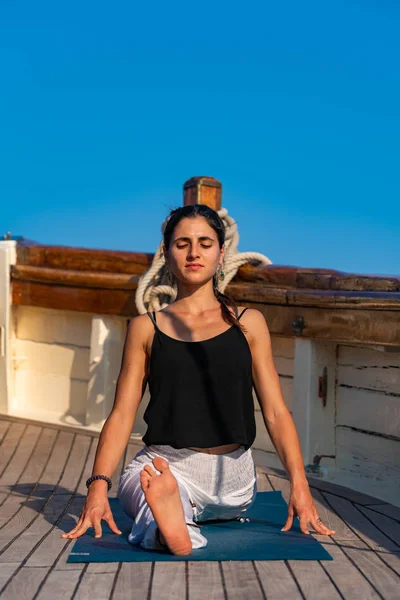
top-left (0, 416), bottom-right (399, 600)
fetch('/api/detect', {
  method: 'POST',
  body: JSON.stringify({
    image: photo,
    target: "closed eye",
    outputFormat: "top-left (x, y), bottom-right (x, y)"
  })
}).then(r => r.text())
top-left (177, 244), bottom-right (212, 249)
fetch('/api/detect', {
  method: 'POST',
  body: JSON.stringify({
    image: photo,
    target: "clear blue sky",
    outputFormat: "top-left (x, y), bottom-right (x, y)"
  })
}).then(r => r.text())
top-left (1, 1), bottom-right (399, 276)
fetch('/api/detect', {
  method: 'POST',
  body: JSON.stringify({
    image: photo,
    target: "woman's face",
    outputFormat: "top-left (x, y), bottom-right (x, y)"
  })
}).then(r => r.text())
top-left (164, 216), bottom-right (224, 286)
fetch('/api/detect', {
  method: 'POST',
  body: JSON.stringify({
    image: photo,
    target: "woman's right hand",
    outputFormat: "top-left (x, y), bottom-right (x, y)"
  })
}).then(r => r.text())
top-left (62, 483), bottom-right (122, 539)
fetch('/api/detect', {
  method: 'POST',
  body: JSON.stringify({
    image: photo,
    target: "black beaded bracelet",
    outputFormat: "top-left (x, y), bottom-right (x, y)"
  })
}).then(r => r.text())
top-left (86, 474), bottom-right (112, 491)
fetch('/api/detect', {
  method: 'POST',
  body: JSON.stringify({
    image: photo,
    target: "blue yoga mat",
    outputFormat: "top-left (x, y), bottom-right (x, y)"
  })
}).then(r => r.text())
top-left (67, 491), bottom-right (333, 562)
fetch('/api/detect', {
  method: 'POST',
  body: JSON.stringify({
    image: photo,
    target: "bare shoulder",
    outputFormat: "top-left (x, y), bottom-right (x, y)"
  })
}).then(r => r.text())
top-left (125, 312), bottom-right (154, 349)
top-left (237, 307), bottom-right (270, 345)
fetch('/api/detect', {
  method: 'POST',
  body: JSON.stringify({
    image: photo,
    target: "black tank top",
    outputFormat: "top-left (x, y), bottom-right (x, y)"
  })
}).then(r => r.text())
top-left (142, 307), bottom-right (256, 449)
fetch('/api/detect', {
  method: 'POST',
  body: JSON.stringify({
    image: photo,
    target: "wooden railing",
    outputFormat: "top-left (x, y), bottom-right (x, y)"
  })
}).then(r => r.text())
top-left (10, 176), bottom-right (400, 347)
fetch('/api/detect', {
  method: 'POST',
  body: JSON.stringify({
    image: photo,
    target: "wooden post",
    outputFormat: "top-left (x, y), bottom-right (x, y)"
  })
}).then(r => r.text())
top-left (183, 176), bottom-right (222, 210)
top-left (86, 316), bottom-right (126, 426)
top-left (292, 339), bottom-right (336, 472)
top-left (0, 241), bottom-right (17, 412)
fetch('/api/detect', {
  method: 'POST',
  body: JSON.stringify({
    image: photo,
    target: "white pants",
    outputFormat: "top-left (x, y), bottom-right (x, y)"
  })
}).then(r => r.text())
top-left (118, 445), bottom-right (257, 550)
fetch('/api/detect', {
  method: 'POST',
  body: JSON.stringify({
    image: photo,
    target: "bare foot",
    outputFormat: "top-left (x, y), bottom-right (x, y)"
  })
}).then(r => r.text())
top-left (140, 457), bottom-right (192, 556)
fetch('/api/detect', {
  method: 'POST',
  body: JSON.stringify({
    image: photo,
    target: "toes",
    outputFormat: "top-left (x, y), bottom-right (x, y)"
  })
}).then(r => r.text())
top-left (143, 465), bottom-right (157, 477)
top-left (152, 457), bottom-right (170, 472)
top-left (140, 471), bottom-right (151, 491)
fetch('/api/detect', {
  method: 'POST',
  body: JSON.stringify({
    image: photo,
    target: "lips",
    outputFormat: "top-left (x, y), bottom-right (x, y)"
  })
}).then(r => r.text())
top-left (186, 265), bottom-right (203, 270)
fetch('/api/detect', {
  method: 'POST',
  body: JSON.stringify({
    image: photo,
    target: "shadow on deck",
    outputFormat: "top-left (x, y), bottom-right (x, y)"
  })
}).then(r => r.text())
top-left (0, 416), bottom-right (399, 600)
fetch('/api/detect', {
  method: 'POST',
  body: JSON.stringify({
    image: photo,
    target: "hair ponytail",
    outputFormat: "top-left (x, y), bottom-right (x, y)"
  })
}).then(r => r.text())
top-left (212, 275), bottom-right (246, 332)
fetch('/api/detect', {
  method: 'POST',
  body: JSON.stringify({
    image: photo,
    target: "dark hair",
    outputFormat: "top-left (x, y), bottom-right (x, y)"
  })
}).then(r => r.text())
top-left (163, 204), bottom-right (245, 330)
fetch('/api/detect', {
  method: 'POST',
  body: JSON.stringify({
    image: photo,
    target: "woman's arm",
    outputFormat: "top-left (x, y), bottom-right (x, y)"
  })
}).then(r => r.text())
top-left (62, 313), bottom-right (151, 539)
top-left (244, 309), bottom-right (335, 536)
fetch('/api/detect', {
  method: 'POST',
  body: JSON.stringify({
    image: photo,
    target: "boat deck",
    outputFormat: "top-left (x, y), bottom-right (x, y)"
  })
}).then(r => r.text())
top-left (0, 415), bottom-right (399, 600)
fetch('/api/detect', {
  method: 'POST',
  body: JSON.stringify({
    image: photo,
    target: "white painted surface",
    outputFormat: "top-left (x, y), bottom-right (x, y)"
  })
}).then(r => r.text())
top-left (333, 342), bottom-right (400, 504)
top-left (16, 306), bottom-right (92, 346)
top-left (336, 426), bottom-right (400, 484)
top-left (86, 316), bottom-right (127, 426)
top-left (337, 344), bottom-right (400, 394)
top-left (337, 386), bottom-right (400, 438)
top-left (10, 306), bottom-right (92, 424)
top-left (13, 370), bottom-right (88, 424)
top-left (252, 337), bottom-right (294, 455)
top-left (0, 241), bottom-right (17, 412)
top-left (292, 338), bottom-right (336, 467)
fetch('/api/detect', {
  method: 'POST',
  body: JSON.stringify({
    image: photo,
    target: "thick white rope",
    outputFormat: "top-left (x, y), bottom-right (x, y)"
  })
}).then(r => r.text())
top-left (135, 207), bottom-right (272, 314)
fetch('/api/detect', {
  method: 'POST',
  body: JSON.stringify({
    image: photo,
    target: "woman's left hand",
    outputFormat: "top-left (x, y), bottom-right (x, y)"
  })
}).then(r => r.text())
top-left (281, 481), bottom-right (336, 536)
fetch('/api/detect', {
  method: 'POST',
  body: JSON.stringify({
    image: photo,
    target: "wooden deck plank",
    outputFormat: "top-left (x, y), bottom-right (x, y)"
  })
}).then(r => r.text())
top-left (86, 562), bottom-right (119, 573)
top-left (0, 425), bottom-right (42, 489)
top-left (222, 562), bottom-right (265, 599)
top-left (253, 561), bottom-right (303, 600)
top-left (356, 505), bottom-right (400, 546)
top-left (0, 423), bottom-right (26, 474)
top-left (309, 487), bottom-right (400, 591)
top-left (323, 492), bottom-right (400, 554)
top-left (112, 563), bottom-right (153, 600)
top-left (375, 551), bottom-right (400, 577)
top-left (327, 537), bottom-right (400, 599)
top-left (288, 560), bottom-right (343, 600)
top-left (270, 472), bottom-right (400, 592)
top-left (0, 493), bottom-right (73, 563)
top-left (0, 429), bottom-right (59, 529)
top-left (258, 464), bottom-right (388, 506)
top-left (187, 561), bottom-right (225, 600)
top-left (267, 474), bottom-right (383, 598)
top-left (38, 431), bottom-right (75, 492)
top-left (73, 571), bottom-right (117, 600)
top-left (0, 494), bottom-right (31, 529)
top-left (55, 435), bottom-right (92, 494)
top-left (75, 438), bottom-right (97, 496)
top-left (307, 477), bottom-right (389, 506)
top-left (0, 420), bottom-right (11, 444)
top-left (7, 428), bottom-right (58, 498)
top-left (27, 496), bottom-right (82, 567)
top-left (316, 537), bottom-right (384, 599)
top-left (0, 566), bottom-right (48, 600)
top-left (151, 563), bottom-right (186, 599)
top-left (256, 467), bottom-right (274, 492)
top-left (0, 563), bottom-right (19, 590)
top-left (35, 569), bottom-right (83, 600)
top-left (0, 431), bottom-right (92, 575)
top-left (363, 503), bottom-right (400, 522)
top-left (0, 490), bottom-right (52, 552)
top-left (0, 429), bottom-right (78, 539)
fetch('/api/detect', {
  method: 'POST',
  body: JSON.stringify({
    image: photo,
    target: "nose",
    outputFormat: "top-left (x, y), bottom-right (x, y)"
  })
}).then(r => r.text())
top-left (187, 245), bottom-right (201, 259)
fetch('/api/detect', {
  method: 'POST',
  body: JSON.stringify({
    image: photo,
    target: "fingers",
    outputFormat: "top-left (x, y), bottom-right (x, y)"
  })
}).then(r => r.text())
top-left (64, 518), bottom-right (92, 539)
top-left (61, 514), bottom-right (85, 538)
top-left (61, 508), bottom-right (122, 539)
top-left (281, 505), bottom-right (336, 536)
top-left (310, 515), bottom-right (336, 536)
top-left (62, 508), bottom-right (101, 540)
top-left (299, 514), bottom-right (311, 535)
top-left (281, 510), bottom-right (294, 532)
top-left (104, 512), bottom-right (122, 535)
top-left (92, 509), bottom-right (103, 538)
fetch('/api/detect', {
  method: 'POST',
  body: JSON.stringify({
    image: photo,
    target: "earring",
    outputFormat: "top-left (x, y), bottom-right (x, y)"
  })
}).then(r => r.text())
top-left (219, 265), bottom-right (225, 281)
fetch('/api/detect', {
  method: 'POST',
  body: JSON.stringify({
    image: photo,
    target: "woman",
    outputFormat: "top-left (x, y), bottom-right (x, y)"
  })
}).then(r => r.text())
top-left (63, 204), bottom-right (335, 555)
